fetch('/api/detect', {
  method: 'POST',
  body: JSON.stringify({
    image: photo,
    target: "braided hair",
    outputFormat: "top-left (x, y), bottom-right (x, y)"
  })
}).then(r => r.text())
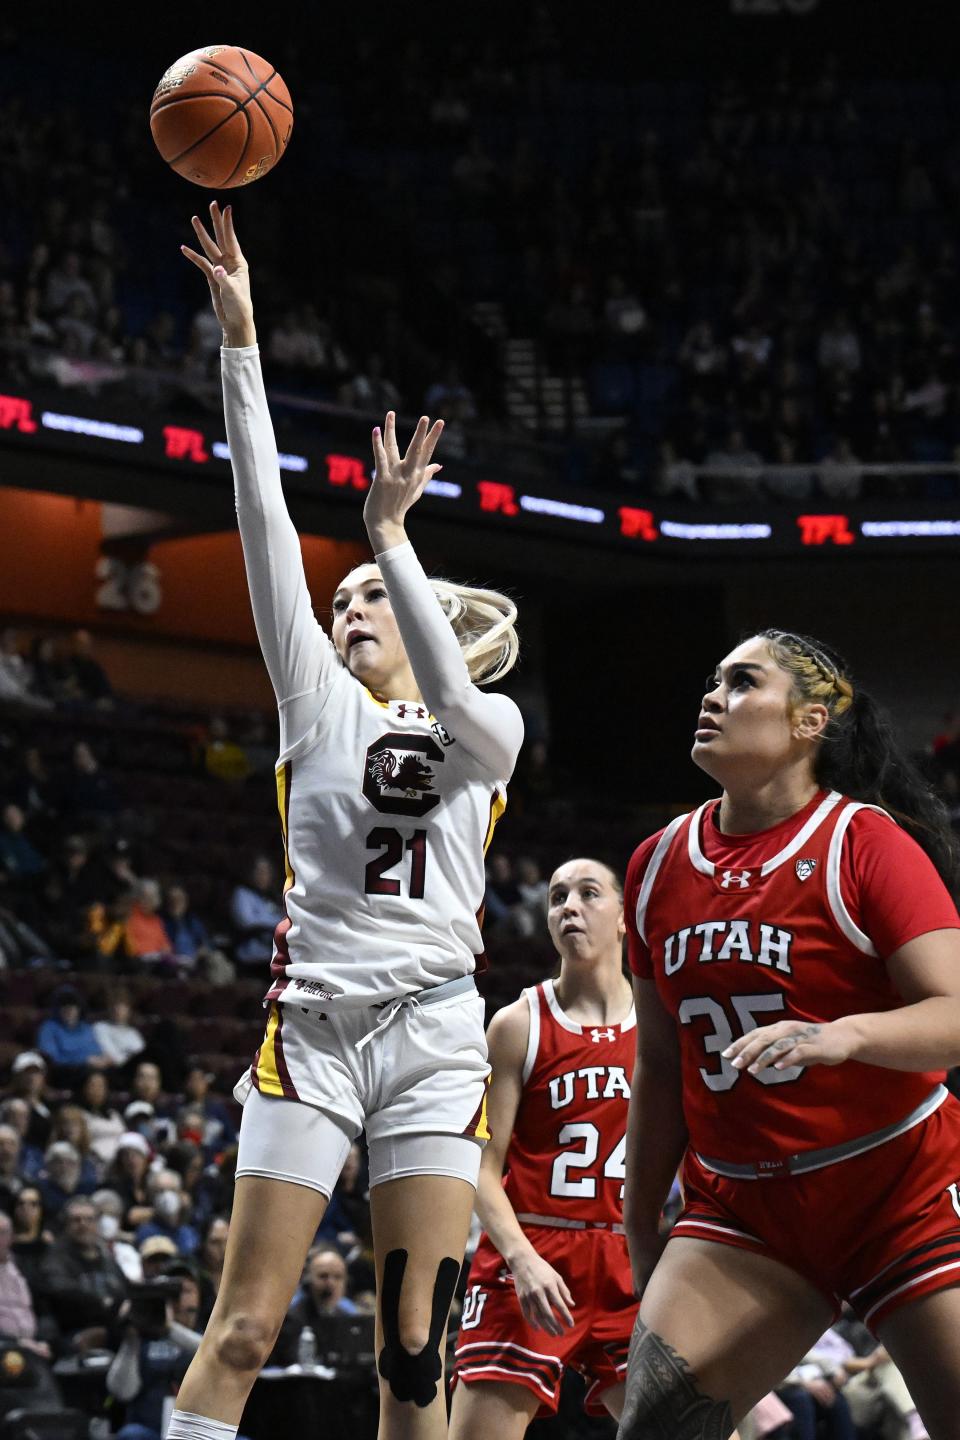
top-left (758, 629), bottom-right (959, 897)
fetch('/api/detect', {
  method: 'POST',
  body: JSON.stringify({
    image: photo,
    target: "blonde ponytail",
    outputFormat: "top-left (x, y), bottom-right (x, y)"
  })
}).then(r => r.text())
top-left (430, 579), bottom-right (520, 685)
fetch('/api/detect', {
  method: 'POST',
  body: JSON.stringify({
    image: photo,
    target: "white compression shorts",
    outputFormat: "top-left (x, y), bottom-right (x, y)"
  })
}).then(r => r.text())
top-left (236, 1087), bottom-right (483, 1195)
top-left (235, 977), bottom-right (488, 1195)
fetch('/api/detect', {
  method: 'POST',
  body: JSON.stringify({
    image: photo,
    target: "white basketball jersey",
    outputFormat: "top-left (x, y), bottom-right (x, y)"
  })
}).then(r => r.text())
top-left (264, 670), bottom-right (506, 1009)
top-left (221, 344), bottom-right (520, 1012)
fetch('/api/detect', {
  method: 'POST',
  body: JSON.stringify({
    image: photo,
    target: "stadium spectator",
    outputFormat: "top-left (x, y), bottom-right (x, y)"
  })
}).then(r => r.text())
top-left (483, 852), bottom-right (524, 933)
top-left (58, 629), bottom-right (113, 708)
top-left (93, 992), bottom-right (147, 1071)
top-left (201, 716), bottom-right (251, 784)
top-left (44, 250), bottom-right (96, 315)
top-left (37, 1194), bottom-right (127, 1348)
top-left (37, 1140), bottom-right (96, 1220)
top-left (229, 855), bottom-right (284, 968)
top-left (512, 855), bottom-right (548, 931)
top-left (128, 1061), bottom-right (170, 1118)
top-left (0, 630), bottom-right (48, 708)
top-left (5, 1054), bottom-right (54, 1150)
top-left (124, 879), bottom-right (178, 969)
top-left (48, 1106), bottom-right (101, 1191)
top-left (138, 1233), bottom-right (180, 1277)
top-left (0, 1127), bottom-right (25, 1217)
top-left (177, 1065), bottom-right (236, 1158)
top-left (78, 1070), bottom-right (126, 1171)
top-left (161, 886), bottom-right (232, 984)
top-left (289, 1246), bottom-right (360, 1329)
top-left (195, 1215), bottom-right (228, 1327)
top-left (0, 803), bottom-right (46, 881)
top-left (830, 1311), bottom-right (928, 1439)
top-left (8, 747), bottom-right (62, 834)
top-left (764, 435), bottom-right (815, 502)
top-left (339, 351), bottom-right (402, 413)
top-left (426, 360), bottom-right (479, 421)
top-left (316, 1142), bottom-right (371, 1263)
top-left (134, 1169), bottom-right (199, 1259)
top-left (105, 1133), bottom-right (154, 1231)
top-left (703, 427), bottom-right (764, 503)
top-left (0, 1211), bottom-right (61, 1410)
top-left (9, 1186), bottom-right (54, 1303)
top-left (651, 439), bottom-right (699, 501)
top-left (28, 636), bottom-right (67, 706)
top-left (35, 983), bottom-right (106, 1082)
top-left (106, 1264), bottom-right (206, 1440)
top-left (0, 1101), bottom-right (42, 1181)
top-left (90, 1188), bottom-right (142, 1282)
top-left (63, 740), bottom-right (120, 819)
top-left (818, 437), bottom-right (865, 501)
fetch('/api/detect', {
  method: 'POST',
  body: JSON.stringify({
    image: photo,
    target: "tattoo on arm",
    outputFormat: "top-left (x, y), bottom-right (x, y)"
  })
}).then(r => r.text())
top-left (617, 1319), bottom-right (734, 1440)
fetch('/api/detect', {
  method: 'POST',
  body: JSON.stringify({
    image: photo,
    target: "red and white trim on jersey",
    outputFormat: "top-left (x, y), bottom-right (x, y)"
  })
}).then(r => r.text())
top-left (640, 792), bottom-right (897, 958)
top-left (824, 801), bottom-right (889, 955)
top-left (635, 813), bottom-right (688, 944)
top-left (849, 1231), bottom-right (960, 1328)
top-left (670, 1211), bottom-right (768, 1250)
top-left (583, 1341), bottom-right (630, 1410)
top-left (453, 1339), bottom-right (562, 1402)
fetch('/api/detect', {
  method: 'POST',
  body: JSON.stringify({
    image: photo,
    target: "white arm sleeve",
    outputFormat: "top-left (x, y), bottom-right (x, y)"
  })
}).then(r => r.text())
top-left (221, 345), bottom-right (336, 703)
top-left (376, 542), bottom-right (523, 779)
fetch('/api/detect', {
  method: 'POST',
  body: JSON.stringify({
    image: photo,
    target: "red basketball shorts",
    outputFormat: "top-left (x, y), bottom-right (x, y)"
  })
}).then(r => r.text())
top-left (451, 1225), bottom-right (638, 1416)
top-left (673, 1094), bottom-right (960, 1332)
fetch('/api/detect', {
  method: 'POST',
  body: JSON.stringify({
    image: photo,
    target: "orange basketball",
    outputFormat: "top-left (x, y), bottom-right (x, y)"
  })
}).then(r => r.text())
top-left (150, 45), bottom-right (293, 188)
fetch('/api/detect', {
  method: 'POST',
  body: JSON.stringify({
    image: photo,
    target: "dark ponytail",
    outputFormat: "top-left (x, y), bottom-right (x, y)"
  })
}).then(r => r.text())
top-left (818, 689), bottom-right (959, 897)
top-left (760, 629), bottom-right (960, 898)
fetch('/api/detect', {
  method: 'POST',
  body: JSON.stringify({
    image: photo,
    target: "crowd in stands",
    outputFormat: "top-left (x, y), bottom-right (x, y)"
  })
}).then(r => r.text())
top-left (3, 23), bottom-right (960, 500)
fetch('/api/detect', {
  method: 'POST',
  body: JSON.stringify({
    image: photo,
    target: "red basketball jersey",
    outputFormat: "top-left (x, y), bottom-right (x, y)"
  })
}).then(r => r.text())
top-left (624, 789), bottom-right (958, 1168)
top-left (502, 980), bottom-right (636, 1227)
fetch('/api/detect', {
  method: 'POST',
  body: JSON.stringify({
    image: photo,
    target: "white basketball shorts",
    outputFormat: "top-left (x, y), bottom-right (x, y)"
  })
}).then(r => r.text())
top-left (235, 977), bottom-right (489, 1195)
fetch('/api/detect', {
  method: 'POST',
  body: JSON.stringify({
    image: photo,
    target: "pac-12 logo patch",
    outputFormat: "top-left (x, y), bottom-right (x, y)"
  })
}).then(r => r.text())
top-left (795, 858), bottom-right (818, 882)
top-left (460, 1284), bottom-right (488, 1329)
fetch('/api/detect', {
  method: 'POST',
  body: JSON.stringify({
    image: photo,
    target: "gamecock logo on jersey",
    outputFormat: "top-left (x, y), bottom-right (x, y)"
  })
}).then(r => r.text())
top-left (363, 731), bottom-right (444, 817)
top-left (795, 858), bottom-right (818, 882)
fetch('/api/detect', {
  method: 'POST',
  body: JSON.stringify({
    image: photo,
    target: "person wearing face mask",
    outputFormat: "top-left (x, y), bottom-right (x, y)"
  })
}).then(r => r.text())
top-left (449, 860), bottom-right (636, 1437)
top-left (618, 630), bottom-right (960, 1440)
top-left (91, 1188), bottom-right (142, 1282)
top-left (175, 204), bottom-right (523, 1440)
top-left (135, 1173), bottom-right (199, 1259)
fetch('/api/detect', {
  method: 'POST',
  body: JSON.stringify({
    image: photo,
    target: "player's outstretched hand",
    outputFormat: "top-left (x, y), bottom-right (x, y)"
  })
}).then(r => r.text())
top-left (181, 200), bottom-right (254, 346)
top-left (365, 411), bottom-right (443, 550)
top-left (722, 1017), bottom-right (857, 1076)
top-left (510, 1250), bottom-right (576, 1337)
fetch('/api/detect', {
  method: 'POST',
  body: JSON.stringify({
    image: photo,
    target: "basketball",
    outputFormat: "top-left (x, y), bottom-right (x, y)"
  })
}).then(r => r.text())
top-left (150, 45), bottom-right (293, 188)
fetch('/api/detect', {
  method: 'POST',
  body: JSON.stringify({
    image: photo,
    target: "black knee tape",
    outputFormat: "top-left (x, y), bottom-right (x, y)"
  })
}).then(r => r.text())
top-left (377, 1248), bottom-right (460, 1408)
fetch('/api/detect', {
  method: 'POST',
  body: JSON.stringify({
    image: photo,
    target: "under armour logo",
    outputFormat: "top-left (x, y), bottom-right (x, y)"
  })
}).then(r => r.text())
top-left (395, 704), bottom-right (427, 720)
top-left (590, 1027), bottom-right (617, 1043)
top-left (720, 870), bottom-right (752, 890)
top-left (795, 858), bottom-right (818, 882)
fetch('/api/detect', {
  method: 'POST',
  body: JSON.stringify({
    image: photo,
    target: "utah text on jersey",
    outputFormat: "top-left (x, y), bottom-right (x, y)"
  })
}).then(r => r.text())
top-left (663, 920), bottom-right (794, 975)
